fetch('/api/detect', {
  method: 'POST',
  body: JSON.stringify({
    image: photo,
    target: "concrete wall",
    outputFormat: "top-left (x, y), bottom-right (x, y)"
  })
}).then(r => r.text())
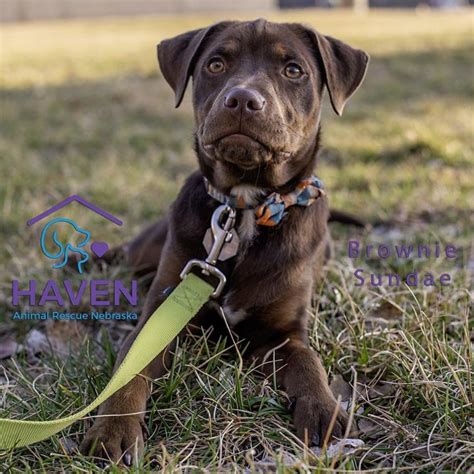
top-left (0, 0), bottom-right (275, 23)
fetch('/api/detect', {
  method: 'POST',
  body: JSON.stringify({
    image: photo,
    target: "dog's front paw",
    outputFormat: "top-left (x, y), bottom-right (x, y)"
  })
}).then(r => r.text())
top-left (292, 394), bottom-right (351, 447)
top-left (80, 415), bottom-right (145, 466)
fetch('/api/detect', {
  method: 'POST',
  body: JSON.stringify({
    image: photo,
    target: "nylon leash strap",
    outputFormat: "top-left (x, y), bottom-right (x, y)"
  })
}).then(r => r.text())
top-left (0, 273), bottom-right (213, 449)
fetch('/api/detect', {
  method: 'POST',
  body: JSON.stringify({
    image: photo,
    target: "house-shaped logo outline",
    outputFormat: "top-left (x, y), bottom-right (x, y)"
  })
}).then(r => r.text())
top-left (27, 194), bottom-right (123, 227)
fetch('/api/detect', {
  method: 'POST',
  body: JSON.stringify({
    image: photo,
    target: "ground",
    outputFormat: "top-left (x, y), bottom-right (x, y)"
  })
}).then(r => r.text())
top-left (0, 9), bottom-right (473, 473)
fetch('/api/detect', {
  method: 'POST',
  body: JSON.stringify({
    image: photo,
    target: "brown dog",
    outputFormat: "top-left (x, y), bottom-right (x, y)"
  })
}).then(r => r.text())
top-left (80, 19), bottom-right (368, 465)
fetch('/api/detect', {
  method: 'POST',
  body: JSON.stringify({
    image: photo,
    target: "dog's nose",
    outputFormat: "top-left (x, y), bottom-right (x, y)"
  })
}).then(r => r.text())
top-left (224, 88), bottom-right (265, 112)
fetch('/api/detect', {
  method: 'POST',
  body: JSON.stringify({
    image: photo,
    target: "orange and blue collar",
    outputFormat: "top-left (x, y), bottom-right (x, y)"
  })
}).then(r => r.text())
top-left (204, 176), bottom-right (325, 227)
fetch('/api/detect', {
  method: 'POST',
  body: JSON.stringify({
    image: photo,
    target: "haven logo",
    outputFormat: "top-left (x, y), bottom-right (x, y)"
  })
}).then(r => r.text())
top-left (12, 195), bottom-right (138, 308)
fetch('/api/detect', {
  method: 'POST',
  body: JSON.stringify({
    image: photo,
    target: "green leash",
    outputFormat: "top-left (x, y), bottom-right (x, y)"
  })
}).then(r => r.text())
top-left (0, 273), bottom-right (213, 449)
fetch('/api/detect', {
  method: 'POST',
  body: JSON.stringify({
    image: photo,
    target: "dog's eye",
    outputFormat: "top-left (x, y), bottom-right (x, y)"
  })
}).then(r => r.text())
top-left (284, 63), bottom-right (304, 79)
top-left (207, 58), bottom-right (225, 74)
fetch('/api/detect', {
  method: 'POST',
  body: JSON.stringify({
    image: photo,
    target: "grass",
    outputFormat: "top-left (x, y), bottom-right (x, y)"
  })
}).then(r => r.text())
top-left (0, 8), bottom-right (473, 473)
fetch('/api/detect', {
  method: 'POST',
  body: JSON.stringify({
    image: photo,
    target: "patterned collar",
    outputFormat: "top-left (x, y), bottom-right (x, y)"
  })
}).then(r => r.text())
top-left (203, 176), bottom-right (325, 227)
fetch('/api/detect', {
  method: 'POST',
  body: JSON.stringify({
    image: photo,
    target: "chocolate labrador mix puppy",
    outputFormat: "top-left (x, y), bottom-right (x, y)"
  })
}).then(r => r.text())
top-left (81, 19), bottom-right (368, 464)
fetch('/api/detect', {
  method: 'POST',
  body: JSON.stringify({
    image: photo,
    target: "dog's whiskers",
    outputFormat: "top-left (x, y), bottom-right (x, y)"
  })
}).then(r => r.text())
top-left (282, 121), bottom-right (304, 138)
top-left (254, 164), bottom-right (262, 187)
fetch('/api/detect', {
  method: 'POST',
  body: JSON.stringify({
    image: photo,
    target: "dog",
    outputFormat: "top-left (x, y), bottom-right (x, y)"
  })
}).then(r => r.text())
top-left (80, 19), bottom-right (369, 465)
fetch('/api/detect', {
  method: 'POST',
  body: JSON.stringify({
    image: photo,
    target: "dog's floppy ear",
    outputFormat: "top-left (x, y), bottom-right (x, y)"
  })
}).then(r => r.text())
top-left (157, 22), bottom-right (234, 108)
top-left (303, 27), bottom-right (369, 116)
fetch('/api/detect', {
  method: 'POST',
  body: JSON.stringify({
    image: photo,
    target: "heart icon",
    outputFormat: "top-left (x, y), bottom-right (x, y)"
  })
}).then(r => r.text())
top-left (91, 241), bottom-right (109, 258)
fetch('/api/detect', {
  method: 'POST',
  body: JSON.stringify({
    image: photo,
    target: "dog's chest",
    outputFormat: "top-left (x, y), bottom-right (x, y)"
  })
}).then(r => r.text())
top-left (221, 305), bottom-right (248, 327)
top-left (238, 209), bottom-right (256, 242)
top-left (218, 184), bottom-right (264, 327)
top-left (230, 184), bottom-right (264, 243)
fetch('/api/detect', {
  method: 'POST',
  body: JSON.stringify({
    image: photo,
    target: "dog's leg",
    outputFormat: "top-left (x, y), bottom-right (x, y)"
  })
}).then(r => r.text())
top-left (125, 216), bottom-right (169, 276)
top-left (80, 244), bottom-right (185, 465)
top-left (80, 335), bottom-right (175, 466)
top-left (252, 333), bottom-right (350, 447)
top-left (71, 217), bottom-right (168, 279)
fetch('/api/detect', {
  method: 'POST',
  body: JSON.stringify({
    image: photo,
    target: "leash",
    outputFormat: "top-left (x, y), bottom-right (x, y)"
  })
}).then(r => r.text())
top-left (0, 205), bottom-right (237, 450)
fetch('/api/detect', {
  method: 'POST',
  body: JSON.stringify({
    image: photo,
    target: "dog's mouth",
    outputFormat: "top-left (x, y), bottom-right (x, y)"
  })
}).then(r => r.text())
top-left (202, 131), bottom-right (289, 170)
top-left (217, 132), bottom-right (264, 148)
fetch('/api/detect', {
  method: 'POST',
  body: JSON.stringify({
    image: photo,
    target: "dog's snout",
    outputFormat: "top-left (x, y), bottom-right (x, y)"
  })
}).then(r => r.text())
top-left (224, 88), bottom-right (265, 112)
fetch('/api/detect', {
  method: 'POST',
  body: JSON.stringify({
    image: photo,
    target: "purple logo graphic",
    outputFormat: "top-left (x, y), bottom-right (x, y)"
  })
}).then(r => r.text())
top-left (11, 195), bottom-right (138, 310)
top-left (91, 241), bottom-right (109, 258)
top-left (28, 194), bottom-right (121, 270)
top-left (27, 194), bottom-right (123, 227)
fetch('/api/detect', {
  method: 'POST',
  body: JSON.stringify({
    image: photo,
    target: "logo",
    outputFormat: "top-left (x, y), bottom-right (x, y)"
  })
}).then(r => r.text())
top-left (28, 194), bottom-right (123, 273)
top-left (11, 195), bottom-right (138, 319)
top-left (40, 217), bottom-right (91, 273)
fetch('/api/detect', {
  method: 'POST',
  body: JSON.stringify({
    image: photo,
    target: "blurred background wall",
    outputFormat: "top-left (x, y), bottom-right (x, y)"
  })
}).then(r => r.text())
top-left (0, 1), bottom-right (275, 23)
top-left (0, 0), bottom-right (468, 23)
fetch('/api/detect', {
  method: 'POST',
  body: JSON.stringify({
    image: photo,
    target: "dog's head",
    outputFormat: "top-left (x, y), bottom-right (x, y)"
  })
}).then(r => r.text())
top-left (158, 19), bottom-right (368, 190)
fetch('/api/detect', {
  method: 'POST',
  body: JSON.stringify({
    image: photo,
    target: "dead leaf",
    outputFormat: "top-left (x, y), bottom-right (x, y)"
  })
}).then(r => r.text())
top-left (330, 375), bottom-right (352, 401)
top-left (368, 382), bottom-right (397, 399)
top-left (25, 329), bottom-right (49, 355)
top-left (358, 417), bottom-right (382, 439)
top-left (311, 438), bottom-right (365, 458)
top-left (467, 417), bottom-right (474, 437)
top-left (0, 338), bottom-right (19, 359)
top-left (252, 449), bottom-right (299, 470)
top-left (45, 320), bottom-right (91, 355)
top-left (356, 380), bottom-right (397, 402)
top-left (59, 437), bottom-right (78, 455)
top-left (366, 301), bottom-right (402, 329)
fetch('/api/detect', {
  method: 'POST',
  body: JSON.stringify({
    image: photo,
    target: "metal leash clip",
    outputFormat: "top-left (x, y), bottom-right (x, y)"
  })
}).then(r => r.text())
top-left (180, 205), bottom-right (237, 298)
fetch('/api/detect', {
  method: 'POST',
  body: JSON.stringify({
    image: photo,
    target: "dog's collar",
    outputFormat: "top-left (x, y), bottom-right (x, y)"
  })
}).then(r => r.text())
top-left (203, 176), bottom-right (325, 227)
